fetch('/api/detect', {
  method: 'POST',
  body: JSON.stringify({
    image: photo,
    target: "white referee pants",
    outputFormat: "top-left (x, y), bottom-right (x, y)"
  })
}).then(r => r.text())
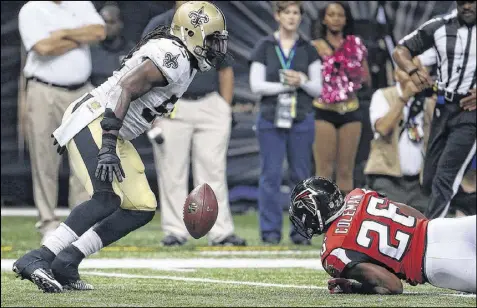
top-left (425, 215), bottom-right (476, 293)
top-left (152, 92), bottom-right (235, 243)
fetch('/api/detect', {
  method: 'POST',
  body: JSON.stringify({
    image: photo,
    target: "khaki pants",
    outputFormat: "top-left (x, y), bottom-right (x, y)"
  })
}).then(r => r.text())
top-left (25, 80), bottom-right (91, 235)
top-left (152, 92), bottom-right (234, 243)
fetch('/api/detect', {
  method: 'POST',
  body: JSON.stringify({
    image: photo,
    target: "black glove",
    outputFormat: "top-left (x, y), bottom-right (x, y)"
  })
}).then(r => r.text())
top-left (51, 134), bottom-right (66, 155)
top-left (95, 133), bottom-right (125, 182)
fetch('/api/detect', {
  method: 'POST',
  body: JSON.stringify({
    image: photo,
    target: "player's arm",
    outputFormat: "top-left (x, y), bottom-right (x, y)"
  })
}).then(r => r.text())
top-left (330, 262), bottom-right (403, 295)
top-left (95, 59), bottom-right (168, 183)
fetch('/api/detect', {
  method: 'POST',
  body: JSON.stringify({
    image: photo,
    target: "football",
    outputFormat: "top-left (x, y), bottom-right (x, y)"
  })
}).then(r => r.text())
top-left (183, 183), bottom-right (219, 239)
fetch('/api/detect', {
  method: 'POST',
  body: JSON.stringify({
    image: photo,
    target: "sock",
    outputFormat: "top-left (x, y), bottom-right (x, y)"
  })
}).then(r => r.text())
top-left (72, 228), bottom-right (103, 258)
top-left (43, 222), bottom-right (79, 255)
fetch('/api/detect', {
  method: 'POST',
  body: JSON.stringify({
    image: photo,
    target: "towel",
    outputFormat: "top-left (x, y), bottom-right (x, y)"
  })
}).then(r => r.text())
top-left (53, 95), bottom-right (105, 146)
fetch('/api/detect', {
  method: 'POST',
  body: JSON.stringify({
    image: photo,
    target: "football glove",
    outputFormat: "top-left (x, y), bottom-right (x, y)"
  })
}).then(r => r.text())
top-left (95, 133), bottom-right (125, 183)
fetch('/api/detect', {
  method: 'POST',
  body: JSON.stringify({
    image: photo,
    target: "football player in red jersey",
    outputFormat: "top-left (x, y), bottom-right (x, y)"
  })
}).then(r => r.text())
top-left (289, 176), bottom-right (476, 295)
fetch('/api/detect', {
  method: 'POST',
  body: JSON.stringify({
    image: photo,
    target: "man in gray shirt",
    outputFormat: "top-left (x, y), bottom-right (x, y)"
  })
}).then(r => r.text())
top-left (144, 1), bottom-right (246, 246)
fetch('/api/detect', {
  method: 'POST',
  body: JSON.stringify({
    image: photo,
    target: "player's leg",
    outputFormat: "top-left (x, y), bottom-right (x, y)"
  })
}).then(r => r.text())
top-left (286, 113), bottom-right (315, 244)
top-left (51, 138), bottom-right (157, 289)
top-left (13, 100), bottom-right (123, 292)
top-left (424, 215), bottom-right (476, 293)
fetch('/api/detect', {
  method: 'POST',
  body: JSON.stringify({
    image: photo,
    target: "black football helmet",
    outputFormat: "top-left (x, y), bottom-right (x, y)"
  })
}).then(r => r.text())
top-left (289, 176), bottom-right (345, 239)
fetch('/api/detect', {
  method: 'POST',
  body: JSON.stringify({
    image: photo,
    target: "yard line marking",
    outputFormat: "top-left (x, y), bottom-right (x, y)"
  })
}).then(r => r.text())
top-left (1, 258), bottom-right (323, 271)
top-left (78, 271), bottom-right (476, 297)
top-left (80, 271), bottom-right (326, 290)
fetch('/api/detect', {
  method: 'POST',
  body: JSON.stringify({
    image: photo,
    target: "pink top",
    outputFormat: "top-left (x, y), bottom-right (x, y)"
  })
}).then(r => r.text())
top-left (320, 35), bottom-right (368, 104)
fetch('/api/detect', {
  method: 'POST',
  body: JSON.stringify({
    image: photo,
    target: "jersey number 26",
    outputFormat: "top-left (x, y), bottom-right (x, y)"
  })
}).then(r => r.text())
top-left (356, 196), bottom-right (416, 261)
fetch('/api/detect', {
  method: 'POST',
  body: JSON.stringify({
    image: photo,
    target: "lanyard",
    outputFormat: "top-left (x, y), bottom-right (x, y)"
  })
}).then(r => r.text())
top-left (274, 39), bottom-right (297, 69)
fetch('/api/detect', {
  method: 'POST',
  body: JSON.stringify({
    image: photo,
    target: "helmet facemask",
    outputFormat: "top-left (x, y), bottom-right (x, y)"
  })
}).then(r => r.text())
top-left (193, 30), bottom-right (228, 71)
top-left (289, 206), bottom-right (322, 240)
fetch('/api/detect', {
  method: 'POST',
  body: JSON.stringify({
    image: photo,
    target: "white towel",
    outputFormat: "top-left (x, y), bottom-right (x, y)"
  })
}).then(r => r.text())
top-left (53, 95), bottom-right (105, 147)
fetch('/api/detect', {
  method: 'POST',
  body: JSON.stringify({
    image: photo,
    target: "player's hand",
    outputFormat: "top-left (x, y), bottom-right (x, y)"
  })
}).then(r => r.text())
top-left (460, 88), bottom-right (476, 111)
top-left (409, 69), bottom-right (433, 92)
top-left (328, 278), bottom-right (354, 294)
top-left (95, 134), bottom-right (125, 182)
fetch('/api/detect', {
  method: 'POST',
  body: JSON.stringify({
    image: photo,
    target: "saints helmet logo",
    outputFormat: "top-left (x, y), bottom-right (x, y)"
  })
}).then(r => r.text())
top-left (163, 52), bottom-right (179, 69)
top-left (188, 6), bottom-right (210, 28)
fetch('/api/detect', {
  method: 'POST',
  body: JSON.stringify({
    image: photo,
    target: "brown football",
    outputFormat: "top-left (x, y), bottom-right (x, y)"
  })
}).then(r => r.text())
top-left (183, 183), bottom-right (219, 239)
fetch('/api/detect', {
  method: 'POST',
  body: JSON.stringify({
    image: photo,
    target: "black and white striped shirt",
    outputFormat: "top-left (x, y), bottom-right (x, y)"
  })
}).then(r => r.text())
top-left (399, 10), bottom-right (476, 95)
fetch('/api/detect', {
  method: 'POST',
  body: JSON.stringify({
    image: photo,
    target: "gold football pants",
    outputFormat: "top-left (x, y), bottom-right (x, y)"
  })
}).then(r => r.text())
top-left (63, 95), bottom-right (157, 211)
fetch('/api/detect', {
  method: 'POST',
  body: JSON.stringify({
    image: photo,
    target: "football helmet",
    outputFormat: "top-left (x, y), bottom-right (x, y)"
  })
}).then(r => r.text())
top-left (170, 1), bottom-right (228, 72)
top-left (289, 176), bottom-right (345, 239)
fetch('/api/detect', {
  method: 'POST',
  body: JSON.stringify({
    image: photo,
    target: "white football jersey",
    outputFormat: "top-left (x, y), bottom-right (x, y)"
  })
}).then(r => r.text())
top-left (91, 37), bottom-right (197, 140)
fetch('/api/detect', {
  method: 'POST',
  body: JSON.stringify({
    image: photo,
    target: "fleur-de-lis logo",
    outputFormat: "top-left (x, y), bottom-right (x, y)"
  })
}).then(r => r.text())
top-left (188, 202), bottom-right (198, 213)
top-left (188, 6), bottom-right (209, 28)
top-left (163, 52), bottom-right (179, 69)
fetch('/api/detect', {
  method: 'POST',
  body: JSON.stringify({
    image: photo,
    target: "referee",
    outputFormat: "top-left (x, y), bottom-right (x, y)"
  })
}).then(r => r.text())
top-left (393, 1), bottom-right (476, 219)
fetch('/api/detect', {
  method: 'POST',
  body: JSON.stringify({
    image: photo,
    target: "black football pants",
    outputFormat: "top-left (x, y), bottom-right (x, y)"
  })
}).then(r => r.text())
top-left (422, 100), bottom-right (476, 219)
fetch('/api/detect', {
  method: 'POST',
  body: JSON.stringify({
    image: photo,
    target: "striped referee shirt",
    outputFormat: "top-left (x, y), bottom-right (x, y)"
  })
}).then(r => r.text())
top-left (399, 10), bottom-right (476, 95)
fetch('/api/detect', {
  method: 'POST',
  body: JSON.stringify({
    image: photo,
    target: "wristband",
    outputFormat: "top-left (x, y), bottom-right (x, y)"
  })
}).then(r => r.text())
top-left (101, 108), bottom-right (123, 131)
top-left (101, 133), bottom-right (118, 149)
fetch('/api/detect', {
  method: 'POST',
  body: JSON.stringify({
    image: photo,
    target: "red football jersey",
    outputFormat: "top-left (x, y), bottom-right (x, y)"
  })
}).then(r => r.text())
top-left (320, 188), bottom-right (429, 285)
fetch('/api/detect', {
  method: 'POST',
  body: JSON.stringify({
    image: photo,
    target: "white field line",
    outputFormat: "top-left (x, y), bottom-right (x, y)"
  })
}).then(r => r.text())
top-left (0, 258), bottom-right (324, 271)
top-left (1, 208), bottom-right (70, 217)
top-left (2, 258), bottom-right (475, 297)
top-left (81, 271), bottom-right (326, 290)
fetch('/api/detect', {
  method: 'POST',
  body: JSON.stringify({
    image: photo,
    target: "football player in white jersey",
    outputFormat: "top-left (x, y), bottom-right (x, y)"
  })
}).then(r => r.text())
top-left (12, 1), bottom-right (228, 293)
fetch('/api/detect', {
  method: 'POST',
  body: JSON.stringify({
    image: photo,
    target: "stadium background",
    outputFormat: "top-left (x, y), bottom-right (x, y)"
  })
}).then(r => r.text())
top-left (1, 1), bottom-right (455, 212)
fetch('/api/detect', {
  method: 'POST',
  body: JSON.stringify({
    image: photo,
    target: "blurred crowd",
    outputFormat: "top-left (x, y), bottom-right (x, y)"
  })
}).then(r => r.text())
top-left (17, 1), bottom-right (475, 246)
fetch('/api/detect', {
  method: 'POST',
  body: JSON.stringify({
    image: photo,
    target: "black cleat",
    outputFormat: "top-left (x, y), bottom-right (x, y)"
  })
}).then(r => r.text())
top-left (291, 236), bottom-right (311, 246)
top-left (12, 247), bottom-right (62, 293)
top-left (210, 234), bottom-right (247, 246)
top-left (51, 245), bottom-right (93, 291)
top-left (160, 235), bottom-right (186, 247)
top-left (63, 280), bottom-right (94, 291)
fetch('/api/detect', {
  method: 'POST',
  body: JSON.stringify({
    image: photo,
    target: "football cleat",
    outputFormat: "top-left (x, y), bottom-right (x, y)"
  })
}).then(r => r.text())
top-left (13, 265), bottom-right (63, 293)
top-left (63, 280), bottom-right (94, 291)
top-left (12, 247), bottom-right (63, 293)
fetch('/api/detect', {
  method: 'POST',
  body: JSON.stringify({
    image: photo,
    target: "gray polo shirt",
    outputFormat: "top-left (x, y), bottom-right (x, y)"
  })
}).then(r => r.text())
top-left (142, 9), bottom-right (231, 97)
